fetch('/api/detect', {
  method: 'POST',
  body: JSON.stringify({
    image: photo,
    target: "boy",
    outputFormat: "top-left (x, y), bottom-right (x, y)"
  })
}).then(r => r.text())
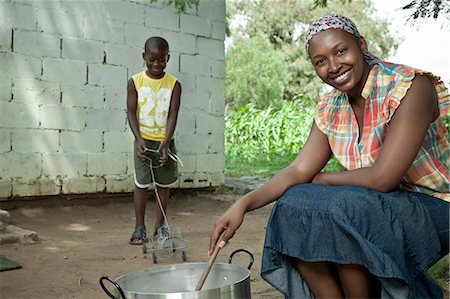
top-left (127, 36), bottom-right (181, 245)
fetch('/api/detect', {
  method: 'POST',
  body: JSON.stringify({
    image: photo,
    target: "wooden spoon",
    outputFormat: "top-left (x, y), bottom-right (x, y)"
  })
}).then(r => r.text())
top-left (195, 232), bottom-right (226, 291)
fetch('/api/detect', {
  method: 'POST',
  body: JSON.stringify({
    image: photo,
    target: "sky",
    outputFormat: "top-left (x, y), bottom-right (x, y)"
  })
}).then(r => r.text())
top-left (373, 0), bottom-right (450, 84)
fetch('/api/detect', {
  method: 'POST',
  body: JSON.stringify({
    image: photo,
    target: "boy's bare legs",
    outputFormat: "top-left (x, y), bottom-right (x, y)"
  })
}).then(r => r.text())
top-left (294, 259), bottom-right (378, 299)
top-left (129, 186), bottom-right (148, 245)
top-left (154, 186), bottom-right (169, 231)
top-left (133, 186), bottom-right (148, 229)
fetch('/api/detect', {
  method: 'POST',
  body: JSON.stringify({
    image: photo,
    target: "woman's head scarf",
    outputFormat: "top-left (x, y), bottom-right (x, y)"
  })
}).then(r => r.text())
top-left (304, 13), bottom-right (378, 64)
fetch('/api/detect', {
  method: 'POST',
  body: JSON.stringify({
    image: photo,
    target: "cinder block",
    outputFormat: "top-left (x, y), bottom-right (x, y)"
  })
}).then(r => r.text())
top-left (198, 0), bottom-right (226, 22)
top-left (39, 105), bottom-right (86, 130)
top-left (0, 2), bottom-right (37, 30)
top-left (181, 15), bottom-right (210, 37)
top-left (104, 131), bottom-right (133, 153)
top-left (196, 153), bottom-right (224, 172)
top-left (176, 154), bottom-right (196, 173)
top-left (12, 178), bottom-right (40, 197)
top-left (105, 175), bottom-right (133, 193)
top-left (88, 63), bottom-right (127, 87)
top-left (195, 114), bottom-right (224, 134)
top-left (0, 77), bottom-right (12, 102)
top-left (105, 1), bottom-right (145, 24)
top-left (84, 17), bottom-right (125, 44)
top-left (182, 91), bottom-right (209, 112)
top-left (39, 177), bottom-right (62, 196)
top-left (0, 129), bottom-right (11, 153)
top-left (87, 153), bottom-right (127, 176)
top-left (104, 85), bottom-right (127, 109)
top-left (36, 8), bottom-right (83, 37)
top-left (208, 92), bottom-right (225, 116)
top-left (12, 129), bottom-right (60, 153)
top-left (0, 27), bottom-right (12, 52)
top-left (42, 153), bottom-right (87, 176)
top-left (176, 133), bottom-right (209, 154)
top-left (0, 102), bottom-right (40, 129)
top-left (14, 30), bottom-right (60, 57)
top-left (62, 37), bottom-right (104, 62)
top-left (176, 113), bottom-right (196, 134)
top-left (1, 52), bottom-right (41, 80)
top-left (61, 83), bottom-right (104, 108)
top-left (13, 79), bottom-right (60, 105)
top-left (0, 179), bottom-right (12, 198)
top-left (105, 43), bottom-right (143, 70)
top-left (126, 151), bottom-right (134, 175)
top-left (0, 152), bottom-right (41, 178)
top-left (209, 171), bottom-right (225, 187)
top-left (211, 58), bottom-right (225, 79)
top-left (175, 73), bottom-right (196, 94)
top-left (180, 55), bottom-right (211, 76)
top-left (211, 21), bottom-right (226, 41)
top-left (60, 130), bottom-right (103, 153)
top-left (164, 32), bottom-right (196, 55)
top-left (145, 7), bottom-right (179, 31)
top-left (207, 133), bottom-right (224, 154)
top-left (62, 176), bottom-right (106, 194)
top-left (124, 23), bottom-right (161, 47)
top-left (197, 37), bottom-right (224, 60)
top-left (86, 108), bottom-right (126, 131)
top-left (43, 58), bottom-right (87, 84)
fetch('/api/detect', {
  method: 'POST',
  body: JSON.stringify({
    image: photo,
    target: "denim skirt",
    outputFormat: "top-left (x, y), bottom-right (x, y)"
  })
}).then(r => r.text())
top-left (261, 184), bottom-right (448, 299)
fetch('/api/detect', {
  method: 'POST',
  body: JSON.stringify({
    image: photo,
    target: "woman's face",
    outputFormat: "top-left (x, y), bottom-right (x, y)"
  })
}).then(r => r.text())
top-left (308, 29), bottom-right (370, 97)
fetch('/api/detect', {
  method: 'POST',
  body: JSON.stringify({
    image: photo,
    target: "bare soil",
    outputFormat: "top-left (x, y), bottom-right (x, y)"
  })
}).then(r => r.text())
top-left (0, 190), bottom-right (282, 299)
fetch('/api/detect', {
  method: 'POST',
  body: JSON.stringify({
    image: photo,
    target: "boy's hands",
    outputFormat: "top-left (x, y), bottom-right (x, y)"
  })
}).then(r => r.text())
top-left (136, 138), bottom-right (147, 160)
top-left (157, 141), bottom-right (169, 166)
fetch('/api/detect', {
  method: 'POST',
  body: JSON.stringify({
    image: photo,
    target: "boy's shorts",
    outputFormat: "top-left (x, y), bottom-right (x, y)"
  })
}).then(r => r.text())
top-left (134, 139), bottom-right (178, 188)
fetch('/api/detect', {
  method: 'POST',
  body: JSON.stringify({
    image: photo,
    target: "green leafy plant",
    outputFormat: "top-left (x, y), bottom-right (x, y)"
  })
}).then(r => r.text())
top-left (149, 0), bottom-right (199, 13)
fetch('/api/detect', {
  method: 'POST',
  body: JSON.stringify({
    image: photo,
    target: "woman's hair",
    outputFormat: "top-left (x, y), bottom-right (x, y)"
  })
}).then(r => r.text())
top-left (304, 13), bottom-right (378, 63)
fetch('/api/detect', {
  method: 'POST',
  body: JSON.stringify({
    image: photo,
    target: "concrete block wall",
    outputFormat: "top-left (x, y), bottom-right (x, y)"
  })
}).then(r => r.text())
top-left (0, 0), bottom-right (226, 199)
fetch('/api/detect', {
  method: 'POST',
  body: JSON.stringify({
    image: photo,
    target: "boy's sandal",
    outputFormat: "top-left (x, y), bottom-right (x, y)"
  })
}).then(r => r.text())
top-left (129, 227), bottom-right (148, 245)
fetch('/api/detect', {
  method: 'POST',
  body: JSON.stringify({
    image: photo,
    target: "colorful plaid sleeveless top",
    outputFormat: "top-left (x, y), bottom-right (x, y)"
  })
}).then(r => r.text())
top-left (315, 60), bottom-right (450, 201)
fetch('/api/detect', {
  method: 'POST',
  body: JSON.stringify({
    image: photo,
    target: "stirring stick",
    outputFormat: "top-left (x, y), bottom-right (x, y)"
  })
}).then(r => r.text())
top-left (195, 232), bottom-right (226, 291)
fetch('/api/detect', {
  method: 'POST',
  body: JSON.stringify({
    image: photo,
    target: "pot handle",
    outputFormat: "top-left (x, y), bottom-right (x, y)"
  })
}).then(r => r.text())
top-left (99, 276), bottom-right (126, 299)
top-left (228, 248), bottom-right (254, 270)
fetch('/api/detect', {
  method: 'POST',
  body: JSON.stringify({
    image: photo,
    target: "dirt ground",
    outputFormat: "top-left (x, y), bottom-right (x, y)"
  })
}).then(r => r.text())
top-left (0, 190), bottom-right (283, 299)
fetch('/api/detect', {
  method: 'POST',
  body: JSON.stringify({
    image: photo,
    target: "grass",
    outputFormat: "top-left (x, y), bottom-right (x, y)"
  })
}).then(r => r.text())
top-left (428, 255), bottom-right (450, 290)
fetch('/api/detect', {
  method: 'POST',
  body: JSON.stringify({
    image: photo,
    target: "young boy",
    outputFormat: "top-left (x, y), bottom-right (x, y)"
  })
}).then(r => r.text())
top-left (127, 36), bottom-right (181, 245)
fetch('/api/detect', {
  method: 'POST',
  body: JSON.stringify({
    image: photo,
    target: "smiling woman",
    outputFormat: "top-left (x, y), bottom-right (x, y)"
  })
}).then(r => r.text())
top-left (209, 12), bottom-right (450, 299)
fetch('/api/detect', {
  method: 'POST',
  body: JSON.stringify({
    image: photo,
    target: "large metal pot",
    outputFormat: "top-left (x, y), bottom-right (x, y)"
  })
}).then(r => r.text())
top-left (100, 249), bottom-right (254, 299)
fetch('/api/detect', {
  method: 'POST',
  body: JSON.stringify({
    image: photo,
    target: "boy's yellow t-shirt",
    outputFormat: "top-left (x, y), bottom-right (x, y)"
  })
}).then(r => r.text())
top-left (132, 71), bottom-right (177, 141)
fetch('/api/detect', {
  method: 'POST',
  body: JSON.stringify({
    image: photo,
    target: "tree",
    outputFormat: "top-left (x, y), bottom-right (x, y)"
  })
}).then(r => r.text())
top-left (227, 0), bottom-right (399, 102)
top-left (313, 0), bottom-right (450, 20)
top-left (226, 35), bottom-right (291, 109)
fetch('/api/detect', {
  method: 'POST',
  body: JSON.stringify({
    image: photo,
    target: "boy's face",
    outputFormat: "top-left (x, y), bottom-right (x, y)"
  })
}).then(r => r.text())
top-left (308, 29), bottom-right (369, 97)
top-left (143, 47), bottom-right (169, 79)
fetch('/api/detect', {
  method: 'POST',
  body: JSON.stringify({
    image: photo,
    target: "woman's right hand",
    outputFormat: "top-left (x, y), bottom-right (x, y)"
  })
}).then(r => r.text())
top-left (208, 200), bottom-right (246, 256)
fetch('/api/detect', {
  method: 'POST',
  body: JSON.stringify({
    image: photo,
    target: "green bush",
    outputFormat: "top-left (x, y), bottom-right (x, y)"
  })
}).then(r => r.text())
top-left (225, 35), bottom-right (291, 110)
top-left (225, 101), bottom-right (345, 177)
top-left (225, 101), bottom-right (314, 159)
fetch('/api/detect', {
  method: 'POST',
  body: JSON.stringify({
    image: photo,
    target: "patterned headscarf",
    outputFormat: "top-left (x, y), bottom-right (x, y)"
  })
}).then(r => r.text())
top-left (304, 13), bottom-right (378, 63)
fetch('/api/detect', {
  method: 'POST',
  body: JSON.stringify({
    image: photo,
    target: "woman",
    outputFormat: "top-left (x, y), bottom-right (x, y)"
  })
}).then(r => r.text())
top-left (209, 13), bottom-right (449, 298)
